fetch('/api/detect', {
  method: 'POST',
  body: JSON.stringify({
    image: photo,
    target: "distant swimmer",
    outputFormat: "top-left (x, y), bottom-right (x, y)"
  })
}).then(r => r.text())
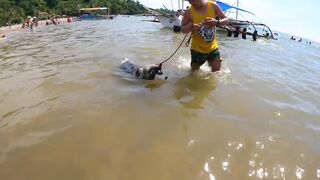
top-left (0, 34), bottom-right (6, 40)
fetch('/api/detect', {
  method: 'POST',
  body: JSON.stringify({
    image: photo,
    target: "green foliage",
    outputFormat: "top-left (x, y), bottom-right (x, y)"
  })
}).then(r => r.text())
top-left (158, 8), bottom-right (174, 15)
top-left (18, 0), bottom-right (47, 15)
top-left (0, 0), bottom-right (26, 25)
top-left (55, 0), bottom-right (78, 15)
top-left (0, 0), bottom-right (148, 26)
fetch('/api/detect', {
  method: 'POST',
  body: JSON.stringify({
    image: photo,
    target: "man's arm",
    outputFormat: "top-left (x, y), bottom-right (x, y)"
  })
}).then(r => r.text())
top-left (213, 2), bottom-right (229, 26)
top-left (181, 9), bottom-right (202, 33)
top-left (181, 9), bottom-right (193, 33)
top-left (203, 2), bottom-right (229, 27)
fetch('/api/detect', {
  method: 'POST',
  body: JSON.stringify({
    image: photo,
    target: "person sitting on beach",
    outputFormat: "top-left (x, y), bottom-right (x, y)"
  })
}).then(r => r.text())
top-left (22, 23), bottom-right (26, 29)
top-left (173, 10), bottom-right (183, 33)
top-left (181, 0), bottom-right (229, 72)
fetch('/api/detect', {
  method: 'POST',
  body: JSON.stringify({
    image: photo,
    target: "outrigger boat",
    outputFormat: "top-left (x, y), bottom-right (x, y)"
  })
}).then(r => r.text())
top-left (148, 0), bottom-right (186, 29)
top-left (78, 7), bottom-right (110, 20)
top-left (148, 0), bottom-right (275, 39)
top-left (150, 0), bottom-right (252, 29)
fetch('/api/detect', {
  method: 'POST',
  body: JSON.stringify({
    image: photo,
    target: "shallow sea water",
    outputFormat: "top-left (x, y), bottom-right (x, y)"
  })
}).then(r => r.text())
top-left (0, 16), bottom-right (320, 180)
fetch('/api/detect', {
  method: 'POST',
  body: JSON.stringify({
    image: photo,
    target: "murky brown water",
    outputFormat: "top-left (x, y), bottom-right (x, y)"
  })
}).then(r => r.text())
top-left (1, 16), bottom-right (320, 180)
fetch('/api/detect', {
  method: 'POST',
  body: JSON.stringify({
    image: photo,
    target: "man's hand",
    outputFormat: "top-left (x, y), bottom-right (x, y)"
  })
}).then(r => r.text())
top-left (202, 17), bottom-right (218, 28)
top-left (193, 23), bottom-right (202, 31)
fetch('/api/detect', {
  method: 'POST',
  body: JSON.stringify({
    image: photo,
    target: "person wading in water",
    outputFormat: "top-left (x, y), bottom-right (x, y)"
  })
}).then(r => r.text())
top-left (181, 0), bottom-right (229, 72)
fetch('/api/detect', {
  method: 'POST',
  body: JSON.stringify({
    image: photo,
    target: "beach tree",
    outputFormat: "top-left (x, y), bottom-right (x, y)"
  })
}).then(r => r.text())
top-left (0, 0), bottom-right (148, 26)
top-left (44, 0), bottom-right (59, 9)
top-left (17, 0), bottom-right (47, 16)
top-left (55, 0), bottom-right (78, 16)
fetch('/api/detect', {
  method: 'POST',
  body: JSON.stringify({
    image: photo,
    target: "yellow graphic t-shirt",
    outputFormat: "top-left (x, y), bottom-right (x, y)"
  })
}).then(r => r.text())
top-left (190, 1), bottom-right (218, 53)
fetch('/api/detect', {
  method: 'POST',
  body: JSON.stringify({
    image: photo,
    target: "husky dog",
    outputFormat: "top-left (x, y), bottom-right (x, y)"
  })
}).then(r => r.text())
top-left (120, 58), bottom-right (167, 80)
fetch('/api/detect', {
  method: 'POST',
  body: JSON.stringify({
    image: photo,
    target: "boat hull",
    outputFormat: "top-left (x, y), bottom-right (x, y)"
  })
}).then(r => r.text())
top-left (229, 19), bottom-right (251, 29)
top-left (154, 15), bottom-right (174, 28)
top-left (155, 15), bottom-right (250, 30)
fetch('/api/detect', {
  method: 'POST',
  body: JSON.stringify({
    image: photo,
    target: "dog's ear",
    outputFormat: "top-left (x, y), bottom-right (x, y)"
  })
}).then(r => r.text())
top-left (153, 65), bottom-right (164, 75)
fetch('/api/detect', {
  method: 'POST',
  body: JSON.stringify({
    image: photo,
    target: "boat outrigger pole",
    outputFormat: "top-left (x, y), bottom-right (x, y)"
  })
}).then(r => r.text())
top-left (182, 0), bottom-right (185, 10)
top-left (236, 0), bottom-right (239, 20)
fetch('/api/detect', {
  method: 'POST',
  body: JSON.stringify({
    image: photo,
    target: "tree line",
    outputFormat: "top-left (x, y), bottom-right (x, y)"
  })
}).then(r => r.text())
top-left (0, 0), bottom-right (148, 26)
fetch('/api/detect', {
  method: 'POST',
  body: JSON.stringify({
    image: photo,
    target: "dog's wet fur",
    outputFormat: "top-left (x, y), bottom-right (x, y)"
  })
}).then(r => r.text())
top-left (120, 58), bottom-right (167, 80)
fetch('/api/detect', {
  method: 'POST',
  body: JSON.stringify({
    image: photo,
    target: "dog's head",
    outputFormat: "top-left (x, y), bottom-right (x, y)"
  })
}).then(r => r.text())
top-left (142, 64), bottom-right (167, 80)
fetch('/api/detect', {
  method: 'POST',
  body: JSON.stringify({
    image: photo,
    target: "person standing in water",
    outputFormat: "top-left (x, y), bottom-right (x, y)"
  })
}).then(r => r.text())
top-left (173, 10), bottom-right (183, 33)
top-left (182, 0), bottom-right (229, 72)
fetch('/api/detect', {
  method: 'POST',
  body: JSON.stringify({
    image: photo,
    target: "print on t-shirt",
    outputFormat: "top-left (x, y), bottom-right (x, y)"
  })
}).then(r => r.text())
top-left (198, 26), bottom-right (215, 43)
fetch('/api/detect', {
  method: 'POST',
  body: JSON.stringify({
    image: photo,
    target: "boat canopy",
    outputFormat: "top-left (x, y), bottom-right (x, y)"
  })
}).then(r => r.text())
top-left (79, 7), bottom-right (108, 11)
top-left (216, 1), bottom-right (255, 15)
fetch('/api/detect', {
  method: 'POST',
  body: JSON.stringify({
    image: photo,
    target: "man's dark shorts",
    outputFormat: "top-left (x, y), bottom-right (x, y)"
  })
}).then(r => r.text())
top-left (173, 26), bottom-right (181, 32)
top-left (191, 49), bottom-right (221, 67)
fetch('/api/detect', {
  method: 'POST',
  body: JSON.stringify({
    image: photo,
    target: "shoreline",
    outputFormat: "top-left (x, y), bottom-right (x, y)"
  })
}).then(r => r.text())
top-left (0, 18), bottom-right (68, 36)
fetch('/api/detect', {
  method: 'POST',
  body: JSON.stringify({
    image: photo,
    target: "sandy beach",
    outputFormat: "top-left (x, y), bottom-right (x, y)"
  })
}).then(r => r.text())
top-left (0, 18), bottom-right (69, 36)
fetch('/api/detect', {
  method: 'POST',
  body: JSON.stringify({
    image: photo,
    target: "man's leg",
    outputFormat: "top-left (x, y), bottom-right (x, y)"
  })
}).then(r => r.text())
top-left (207, 49), bottom-right (222, 72)
top-left (191, 64), bottom-right (201, 71)
top-left (191, 50), bottom-right (206, 71)
top-left (208, 59), bottom-right (222, 72)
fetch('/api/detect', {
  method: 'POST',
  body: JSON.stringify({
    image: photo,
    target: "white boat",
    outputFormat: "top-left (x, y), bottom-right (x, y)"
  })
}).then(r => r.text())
top-left (79, 7), bottom-right (110, 20)
top-left (151, 0), bottom-right (186, 28)
top-left (154, 14), bottom-right (175, 28)
top-left (150, 0), bottom-right (275, 39)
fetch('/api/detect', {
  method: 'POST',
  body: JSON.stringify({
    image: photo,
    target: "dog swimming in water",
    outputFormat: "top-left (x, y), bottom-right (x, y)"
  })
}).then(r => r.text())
top-left (120, 58), bottom-right (167, 80)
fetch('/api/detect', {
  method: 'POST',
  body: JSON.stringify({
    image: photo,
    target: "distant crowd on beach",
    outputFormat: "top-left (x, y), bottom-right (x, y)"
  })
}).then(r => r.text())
top-left (21, 16), bottom-right (40, 30)
top-left (21, 16), bottom-right (73, 30)
top-left (0, 16), bottom-right (73, 40)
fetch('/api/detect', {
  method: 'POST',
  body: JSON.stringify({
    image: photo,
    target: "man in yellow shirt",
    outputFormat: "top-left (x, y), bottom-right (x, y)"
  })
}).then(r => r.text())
top-left (182, 0), bottom-right (229, 72)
